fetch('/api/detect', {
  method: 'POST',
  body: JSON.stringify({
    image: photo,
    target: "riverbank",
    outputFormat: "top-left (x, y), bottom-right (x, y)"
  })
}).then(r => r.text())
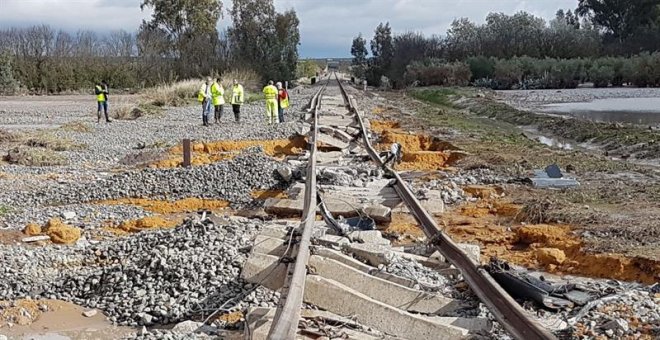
top-left (358, 87), bottom-right (659, 279)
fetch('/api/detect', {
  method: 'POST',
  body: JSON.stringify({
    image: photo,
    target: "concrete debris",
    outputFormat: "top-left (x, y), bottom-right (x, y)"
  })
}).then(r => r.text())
top-left (347, 230), bottom-right (391, 245)
top-left (61, 211), bottom-right (77, 220)
top-left (82, 309), bottom-right (98, 317)
top-left (21, 235), bottom-right (51, 243)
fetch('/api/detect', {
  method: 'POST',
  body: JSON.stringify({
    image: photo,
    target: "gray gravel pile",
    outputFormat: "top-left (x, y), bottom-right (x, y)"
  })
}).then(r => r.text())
top-left (0, 203), bottom-right (149, 230)
top-left (417, 169), bottom-right (509, 205)
top-left (317, 166), bottom-right (384, 187)
top-left (0, 148), bottom-right (286, 210)
top-left (382, 255), bottom-right (455, 296)
top-left (0, 217), bottom-right (279, 327)
top-left (556, 283), bottom-right (660, 339)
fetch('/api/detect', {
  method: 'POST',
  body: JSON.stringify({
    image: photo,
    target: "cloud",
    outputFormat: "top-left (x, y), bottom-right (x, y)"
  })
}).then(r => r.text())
top-left (0, 0), bottom-right (578, 57)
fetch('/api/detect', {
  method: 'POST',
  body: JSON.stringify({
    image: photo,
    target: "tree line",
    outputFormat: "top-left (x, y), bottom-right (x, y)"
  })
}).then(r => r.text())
top-left (351, 0), bottom-right (660, 89)
top-left (0, 0), bottom-right (300, 94)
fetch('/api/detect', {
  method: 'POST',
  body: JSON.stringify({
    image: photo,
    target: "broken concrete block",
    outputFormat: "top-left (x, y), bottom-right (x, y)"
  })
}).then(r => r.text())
top-left (316, 234), bottom-right (351, 248)
top-left (348, 230), bottom-right (390, 245)
top-left (457, 243), bottom-right (481, 264)
top-left (251, 235), bottom-right (290, 257)
top-left (244, 307), bottom-right (274, 340)
top-left (346, 243), bottom-right (449, 269)
top-left (304, 275), bottom-right (468, 339)
top-left (309, 256), bottom-right (461, 315)
top-left (241, 253), bottom-right (287, 291)
top-left (362, 204), bottom-right (392, 224)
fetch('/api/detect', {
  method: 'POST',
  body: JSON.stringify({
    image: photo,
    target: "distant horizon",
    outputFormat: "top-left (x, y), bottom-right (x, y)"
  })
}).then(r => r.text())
top-left (0, 0), bottom-right (578, 58)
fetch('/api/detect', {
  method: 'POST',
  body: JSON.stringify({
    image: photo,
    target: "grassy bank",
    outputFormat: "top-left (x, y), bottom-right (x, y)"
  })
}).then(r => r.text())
top-left (410, 88), bottom-right (660, 160)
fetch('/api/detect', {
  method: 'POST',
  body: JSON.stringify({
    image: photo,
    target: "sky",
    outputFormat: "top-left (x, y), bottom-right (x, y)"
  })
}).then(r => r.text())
top-left (0, 0), bottom-right (579, 58)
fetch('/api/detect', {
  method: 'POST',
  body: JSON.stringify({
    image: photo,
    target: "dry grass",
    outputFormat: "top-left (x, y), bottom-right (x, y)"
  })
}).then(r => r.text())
top-left (219, 69), bottom-right (261, 91)
top-left (142, 70), bottom-right (261, 108)
top-left (0, 129), bottom-right (19, 143)
top-left (4, 147), bottom-right (67, 166)
top-left (23, 133), bottom-right (84, 151)
top-left (143, 79), bottom-right (200, 107)
top-left (60, 122), bottom-right (93, 133)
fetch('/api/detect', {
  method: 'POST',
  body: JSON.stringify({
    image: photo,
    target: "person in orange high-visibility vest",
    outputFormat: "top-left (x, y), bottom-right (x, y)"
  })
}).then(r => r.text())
top-left (276, 82), bottom-right (289, 123)
top-left (262, 80), bottom-right (279, 124)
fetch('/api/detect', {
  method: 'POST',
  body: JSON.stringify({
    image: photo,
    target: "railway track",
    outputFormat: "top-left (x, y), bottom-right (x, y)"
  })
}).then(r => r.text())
top-left (243, 74), bottom-right (557, 339)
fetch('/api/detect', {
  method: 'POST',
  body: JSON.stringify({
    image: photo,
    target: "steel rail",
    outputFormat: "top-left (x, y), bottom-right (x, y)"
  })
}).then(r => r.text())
top-left (335, 74), bottom-right (557, 340)
top-left (267, 76), bottom-right (329, 340)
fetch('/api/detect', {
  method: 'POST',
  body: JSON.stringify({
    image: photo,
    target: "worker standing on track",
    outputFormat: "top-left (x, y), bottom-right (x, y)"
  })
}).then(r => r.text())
top-left (230, 79), bottom-right (244, 123)
top-left (276, 82), bottom-right (289, 123)
top-left (211, 77), bottom-right (225, 124)
top-left (263, 80), bottom-right (279, 124)
top-left (95, 80), bottom-right (111, 123)
top-left (198, 77), bottom-right (213, 126)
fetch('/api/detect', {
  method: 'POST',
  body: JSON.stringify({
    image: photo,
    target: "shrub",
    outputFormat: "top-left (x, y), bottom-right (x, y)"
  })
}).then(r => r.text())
top-left (466, 56), bottom-right (495, 80)
top-left (404, 59), bottom-right (471, 87)
top-left (0, 52), bottom-right (19, 95)
top-left (588, 61), bottom-right (615, 88)
top-left (492, 59), bottom-right (523, 90)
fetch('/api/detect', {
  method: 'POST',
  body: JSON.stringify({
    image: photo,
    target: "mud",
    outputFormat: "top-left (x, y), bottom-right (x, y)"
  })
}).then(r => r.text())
top-left (151, 137), bottom-right (307, 168)
top-left (106, 216), bottom-right (180, 234)
top-left (0, 299), bottom-right (134, 339)
top-left (376, 129), bottom-right (464, 171)
top-left (99, 197), bottom-right (231, 214)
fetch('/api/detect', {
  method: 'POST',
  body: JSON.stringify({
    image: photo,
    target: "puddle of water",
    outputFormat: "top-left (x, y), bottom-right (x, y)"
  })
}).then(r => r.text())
top-left (541, 97), bottom-right (660, 125)
top-left (521, 127), bottom-right (573, 150)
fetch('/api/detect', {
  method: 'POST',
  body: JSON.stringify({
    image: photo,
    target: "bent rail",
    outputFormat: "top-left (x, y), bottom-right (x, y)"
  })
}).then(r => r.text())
top-left (335, 74), bottom-right (557, 340)
top-left (267, 77), bottom-right (328, 339)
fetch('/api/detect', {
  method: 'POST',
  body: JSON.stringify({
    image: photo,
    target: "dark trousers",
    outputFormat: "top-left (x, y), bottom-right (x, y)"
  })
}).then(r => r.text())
top-left (278, 107), bottom-right (284, 123)
top-left (232, 104), bottom-right (241, 122)
top-left (214, 105), bottom-right (223, 122)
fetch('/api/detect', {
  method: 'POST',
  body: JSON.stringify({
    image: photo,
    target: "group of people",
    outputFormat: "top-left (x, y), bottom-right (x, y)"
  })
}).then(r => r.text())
top-left (198, 77), bottom-right (245, 126)
top-left (198, 77), bottom-right (290, 126)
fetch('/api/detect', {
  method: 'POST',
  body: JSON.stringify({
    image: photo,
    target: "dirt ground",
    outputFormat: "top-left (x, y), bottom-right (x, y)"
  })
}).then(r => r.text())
top-left (366, 89), bottom-right (660, 283)
top-left (0, 299), bottom-right (135, 339)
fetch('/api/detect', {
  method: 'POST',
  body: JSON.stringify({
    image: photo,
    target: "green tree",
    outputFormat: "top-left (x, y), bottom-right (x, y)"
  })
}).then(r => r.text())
top-left (229, 0), bottom-right (300, 81)
top-left (350, 34), bottom-right (368, 79)
top-left (0, 52), bottom-right (19, 94)
top-left (369, 22), bottom-right (393, 86)
top-left (139, 0), bottom-right (223, 76)
top-left (577, 0), bottom-right (660, 40)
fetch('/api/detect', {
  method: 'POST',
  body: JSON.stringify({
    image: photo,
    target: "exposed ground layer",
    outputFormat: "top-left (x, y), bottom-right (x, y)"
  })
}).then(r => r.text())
top-left (98, 197), bottom-right (230, 214)
top-left (364, 89), bottom-right (660, 284)
top-left (151, 137), bottom-right (307, 168)
top-left (375, 128), bottom-right (464, 171)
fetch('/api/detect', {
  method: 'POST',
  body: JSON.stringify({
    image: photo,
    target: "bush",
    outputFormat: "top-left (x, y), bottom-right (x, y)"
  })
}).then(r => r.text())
top-left (492, 59), bottom-right (523, 90)
top-left (466, 56), bottom-right (495, 80)
top-left (404, 59), bottom-right (471, 86)
top-left (0, 52), bottom-right (19, 95)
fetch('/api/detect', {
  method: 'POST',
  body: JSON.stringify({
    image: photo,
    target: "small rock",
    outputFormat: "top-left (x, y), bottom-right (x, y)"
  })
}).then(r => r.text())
top-left (536, 248), bottom-right (567, 265)
top-left (276, 166), bottom-right (292, 182)
top-left (82, 309), bottom-right (98, 317)
top-left (171, 320), bottom-right (203, 334)
top-left (61, 211), bottom-right (77, 220)
top-left (601, 319), bottom-right (629, 333)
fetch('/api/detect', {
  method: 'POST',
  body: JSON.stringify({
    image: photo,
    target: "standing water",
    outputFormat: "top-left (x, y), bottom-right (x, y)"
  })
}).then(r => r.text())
top-left (541, 97), bottom-right (660, 126)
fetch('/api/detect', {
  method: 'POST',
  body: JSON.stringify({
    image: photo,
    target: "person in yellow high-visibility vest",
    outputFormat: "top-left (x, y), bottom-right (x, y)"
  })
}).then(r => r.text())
top-left (262, 80), bottom-right (279, 124)
top-left (198, 77), bottom-right (213, 126)
top-left (211, 77), bottom-right (225, 124)
top-left (94, 80), bottom-right (110, 123)
top-left (230, 79), bottom-right (244, 123)
top-left (276, 82), bottom-right (289, 123)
